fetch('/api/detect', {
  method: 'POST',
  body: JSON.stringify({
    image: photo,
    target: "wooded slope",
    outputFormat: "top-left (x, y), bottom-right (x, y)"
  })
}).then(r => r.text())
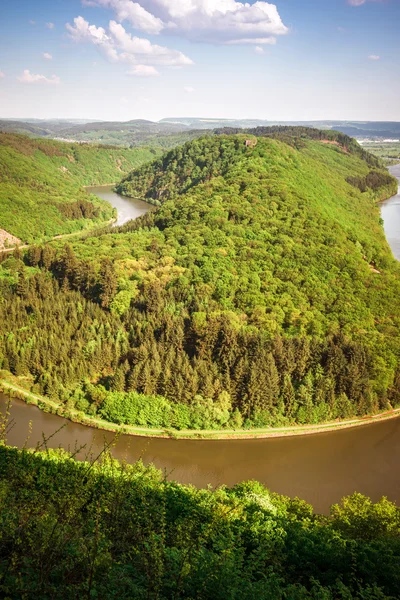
top-left (0, 134), bottom-right (159, 244)
top-left (1, 131), bottom-right (399, 429)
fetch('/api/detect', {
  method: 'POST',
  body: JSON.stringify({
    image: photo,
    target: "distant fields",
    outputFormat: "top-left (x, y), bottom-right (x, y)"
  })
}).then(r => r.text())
top-left (362, 140), bottom-right (400, 165)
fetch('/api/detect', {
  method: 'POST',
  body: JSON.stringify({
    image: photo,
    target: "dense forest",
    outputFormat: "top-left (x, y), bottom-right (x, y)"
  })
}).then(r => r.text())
top-left (1, 130), bottom-right (399, 430)
top-left (1, 443), bottom-right (400, 599)
top-left (54, 120), bottom-right (204, 149)
top-left (0, 133), bottom-right (160, 244)
top-left (116, 128), bottom-right (383, 203)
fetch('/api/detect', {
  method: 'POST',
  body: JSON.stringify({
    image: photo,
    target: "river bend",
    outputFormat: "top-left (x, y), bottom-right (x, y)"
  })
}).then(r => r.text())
top-left (2, 167), bottom-right (400, 514)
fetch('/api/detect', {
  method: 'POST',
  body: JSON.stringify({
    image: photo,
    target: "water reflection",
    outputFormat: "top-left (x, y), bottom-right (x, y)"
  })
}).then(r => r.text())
top-left (86, 185), bottom-right (150, 227)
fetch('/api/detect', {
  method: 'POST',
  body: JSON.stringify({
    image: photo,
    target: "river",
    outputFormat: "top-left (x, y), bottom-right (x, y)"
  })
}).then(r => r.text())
top-left (86, 185), bottom-right (150, 227)
top-left (2, 167), bottom-right (400, 514)
top-left (381, 164), bottom-right (400, 260)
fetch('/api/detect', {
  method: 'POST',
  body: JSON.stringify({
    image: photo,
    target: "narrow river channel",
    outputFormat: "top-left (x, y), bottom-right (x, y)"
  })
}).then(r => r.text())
top-left (86, 185), bottom-right (150, 227)
top-left (2, 167), bottom-right (400, 514)
top-left (381, 164), bottom-right (400, 260)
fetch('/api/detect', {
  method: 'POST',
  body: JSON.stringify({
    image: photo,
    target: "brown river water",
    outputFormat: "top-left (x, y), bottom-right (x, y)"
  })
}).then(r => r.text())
top-left (2, 169), bottom-right (400, 514)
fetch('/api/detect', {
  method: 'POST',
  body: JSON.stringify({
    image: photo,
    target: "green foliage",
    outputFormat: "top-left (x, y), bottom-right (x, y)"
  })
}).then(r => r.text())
top-left (99, 390), bottom-right (232, 430)
top-left (59, 126), bottom-right (204, 149)
top-left (213, 125), bottom-right (384, 167)
top-left (1, 131), bottom-right (399, 429)
top-left (0, 266), bottom-right (127, 403)
top-left (0, 444), bottom-right (399, 599)
top-left (347, 170), bottom-right (395, 196)
top-left (101, 390), bottom-right (173, 427)
top-left (116, 135), bottom-right (248, 202)
top-left (0, 133), bottom-right (159, 243)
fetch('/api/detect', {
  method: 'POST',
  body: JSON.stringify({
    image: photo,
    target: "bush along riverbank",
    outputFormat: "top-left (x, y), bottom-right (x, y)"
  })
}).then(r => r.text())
top-left (1, 442), bottom-right (400, 599)
top-left (2, 376), bottom-right (400, 440)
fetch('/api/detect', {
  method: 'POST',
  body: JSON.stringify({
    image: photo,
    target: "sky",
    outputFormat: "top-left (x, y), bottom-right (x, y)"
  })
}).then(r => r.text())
top-left (0, 0), bottom-right (399, 122)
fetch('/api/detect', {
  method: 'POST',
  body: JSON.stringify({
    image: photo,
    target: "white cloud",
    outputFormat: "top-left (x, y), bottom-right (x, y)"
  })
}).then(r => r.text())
top-left (43, 52), bottom-right (53, 60)
top-left (254, 45), bottom-right (265, 54)
top-left (0, 71), bottom-right (5, 79)
top-left (348, 0), bottom-right (380, 5)
top-left (368, 54), bottom-right (380, 60)
top-left (66, 16), bottom-right (193, 67)
top-left (82, 0), bottom-right (164, 34)
top-left (82, 0), bottom-right (289, 45)
top-left (225, 37), bottom-right (276, 45)
top-left (184, 86), bottom-right (195, 92)
top-left (120, 96), bottom-right (129, 103)
top-left (46, 22), bottom-right (55, 29)
top-left (17, 69), bottom-right (61, 84)
top-left (128, 64), bottom-right (159, 76)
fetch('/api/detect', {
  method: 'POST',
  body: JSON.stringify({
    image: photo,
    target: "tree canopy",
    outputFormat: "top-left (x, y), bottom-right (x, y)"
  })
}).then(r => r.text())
top-left (1, 444), bottom-right (400, 599)
top-left (0, 130), bottom-right (399, 430)
top-left (0, 133), bottom-right (160, 244)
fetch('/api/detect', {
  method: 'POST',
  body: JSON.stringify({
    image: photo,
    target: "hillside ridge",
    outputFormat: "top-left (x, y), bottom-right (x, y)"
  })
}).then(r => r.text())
top-left (0, 133), bottom-right (159, 245)
top-left (1, 129), bottom-right (399, 432)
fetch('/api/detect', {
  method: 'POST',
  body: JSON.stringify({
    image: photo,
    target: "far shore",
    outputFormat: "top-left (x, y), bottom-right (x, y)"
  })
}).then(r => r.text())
top-left (1, 378), bottom-right (400, 441)
top-left (0, 216), bottom-right (116, 255)
top-left (84, 183), bottom-right (118, 188)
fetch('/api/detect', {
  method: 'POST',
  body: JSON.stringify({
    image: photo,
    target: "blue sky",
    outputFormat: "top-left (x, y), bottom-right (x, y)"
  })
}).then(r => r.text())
top-left (0, 0), bottom-right (399, 121)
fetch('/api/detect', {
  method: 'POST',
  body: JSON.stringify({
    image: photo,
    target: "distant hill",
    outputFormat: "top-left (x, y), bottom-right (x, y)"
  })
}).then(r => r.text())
top-left (0, 119), bottom-right (58, 138)
top-left (3, 117), bottom-right (400, 149)
top-left (0, 118), bottom-right (196, 149)
top-left (161, 117), bottom-right (400, 139)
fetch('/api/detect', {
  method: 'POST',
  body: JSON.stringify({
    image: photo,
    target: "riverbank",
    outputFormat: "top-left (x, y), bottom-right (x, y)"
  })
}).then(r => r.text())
top-left (0, 216), bottom-right (117, 255)
top-left (2, 378), bottom-right (400, 440)
top-left (84, 183), bottom-right (118, 188)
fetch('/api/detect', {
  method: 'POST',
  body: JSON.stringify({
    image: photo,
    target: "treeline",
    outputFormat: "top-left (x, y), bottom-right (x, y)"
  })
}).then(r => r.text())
top-left (59, 198), bottom-right (100, 220)
top-left (1, 445), bottom-right (400, 599)
top-left (0, 257), bottom-right (126, 411)
top-left (213, 125), bottom-right (382, 167)
top-left (93, 328), bottom-right (379, 429)
top-left (347, 170), bottom-right (395, 193)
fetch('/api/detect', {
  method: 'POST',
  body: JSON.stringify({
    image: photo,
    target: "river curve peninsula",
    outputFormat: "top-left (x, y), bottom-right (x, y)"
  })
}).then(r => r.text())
top-left (1, 129), bottom-right (400, 441)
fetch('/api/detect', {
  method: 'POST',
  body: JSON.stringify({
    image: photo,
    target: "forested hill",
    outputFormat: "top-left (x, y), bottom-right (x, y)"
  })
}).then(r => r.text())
top-left (116, 127), bottom-right (384, 204)
top-left (0, 134), bottom-right (159, 245)
top-left (116, 135), bottom-right (248, 203)
top-left (1, 131), bottom-right (399, 430)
